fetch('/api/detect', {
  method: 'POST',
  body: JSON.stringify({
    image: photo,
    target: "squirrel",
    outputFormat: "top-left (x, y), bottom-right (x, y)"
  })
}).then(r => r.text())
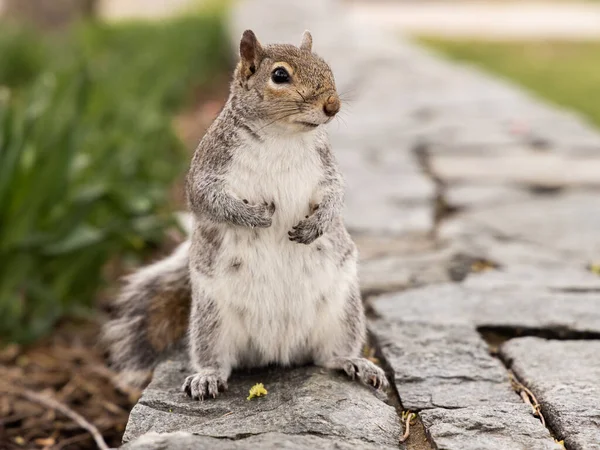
top-left (103, 29), bottom-right (388, 399)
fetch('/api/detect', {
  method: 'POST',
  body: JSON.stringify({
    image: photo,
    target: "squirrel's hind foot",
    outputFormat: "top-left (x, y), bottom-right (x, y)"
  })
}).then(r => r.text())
top-left (323, 356), bottom-right (389, 390)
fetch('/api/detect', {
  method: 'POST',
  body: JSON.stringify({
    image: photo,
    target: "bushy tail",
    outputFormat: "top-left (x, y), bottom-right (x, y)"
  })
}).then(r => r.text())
top-left (102, 241), bottom-right (191, 387)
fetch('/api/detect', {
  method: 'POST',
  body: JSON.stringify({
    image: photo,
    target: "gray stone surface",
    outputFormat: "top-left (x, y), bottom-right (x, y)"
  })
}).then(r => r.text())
top-left (123, 431), bottom-right (396, 450)
top-left (420, 403), bottom-right (563, 450)
top-left (354, 233), bottom-right (437, 261)
top-left (446, 231), bottom-right (584, 270)
top-left (371, 321), bottom-right (518, 410)
top-left (444, 183), bottom-right (534, 210)
top-left (359, 250), bottom-right (453, 295)
top-left (432, 152), bottom-right (600, 187)
top-left (462, 264), bottom-right (600, 292)
top-left (345, 200), bottom-right (433, 235)
top-left (441, 192), bottom-right (600, 260)
top-left (123, 353), bottom-right (400, 447)
top-left (501, 338), bottom-right (600, 450)
top-left (374, 283), bottom-right (600, 334)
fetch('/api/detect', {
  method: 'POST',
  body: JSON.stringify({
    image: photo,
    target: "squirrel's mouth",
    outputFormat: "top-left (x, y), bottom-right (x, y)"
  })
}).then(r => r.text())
top-left (296, 121), bottom-right (320, 128)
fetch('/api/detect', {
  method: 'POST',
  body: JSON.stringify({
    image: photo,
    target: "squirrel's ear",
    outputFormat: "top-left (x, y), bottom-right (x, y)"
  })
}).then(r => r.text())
top-left (239, 30), bottom-right (263, 78)
top-left (300, 30), bottom-right (312, 52)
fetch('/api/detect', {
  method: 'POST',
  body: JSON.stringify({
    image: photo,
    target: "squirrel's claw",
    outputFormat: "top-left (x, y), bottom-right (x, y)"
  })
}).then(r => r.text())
top-left (324, 357), bottom-right (389, 391)
top-left (182, 371), bottom-right (228, 401)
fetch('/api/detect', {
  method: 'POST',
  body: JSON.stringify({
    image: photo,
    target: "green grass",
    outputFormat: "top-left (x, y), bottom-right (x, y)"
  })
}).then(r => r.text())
top-left (419, 38), bottom-right (600, 127)
top-left (0, 13), bottom-right (230, 343)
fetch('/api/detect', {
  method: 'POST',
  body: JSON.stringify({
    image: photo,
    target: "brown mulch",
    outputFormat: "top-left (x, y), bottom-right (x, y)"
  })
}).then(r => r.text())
top-left (0, 320), bottom-right (140, 450)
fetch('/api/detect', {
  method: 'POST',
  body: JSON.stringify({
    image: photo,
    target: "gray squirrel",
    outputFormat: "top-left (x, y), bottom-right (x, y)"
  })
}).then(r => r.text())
top-left (103, 30), bottom-right (387, 399)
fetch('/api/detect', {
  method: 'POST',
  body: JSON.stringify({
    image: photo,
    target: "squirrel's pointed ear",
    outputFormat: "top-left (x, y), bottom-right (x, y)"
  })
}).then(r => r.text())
top-left (239, 30), bottom-right (263, 78)
top-left (300, 30), bottom-right (312, 52)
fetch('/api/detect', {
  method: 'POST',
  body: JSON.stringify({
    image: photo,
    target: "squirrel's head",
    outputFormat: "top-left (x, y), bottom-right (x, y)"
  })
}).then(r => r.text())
top-left (233, 29), bottom-right (340, 132)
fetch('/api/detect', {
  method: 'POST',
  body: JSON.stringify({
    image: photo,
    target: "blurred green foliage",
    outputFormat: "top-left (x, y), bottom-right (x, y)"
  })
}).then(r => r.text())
top-left (0, 14), bottom-right (229, 343)
top-left (420, 38), bottom-right (600, 127)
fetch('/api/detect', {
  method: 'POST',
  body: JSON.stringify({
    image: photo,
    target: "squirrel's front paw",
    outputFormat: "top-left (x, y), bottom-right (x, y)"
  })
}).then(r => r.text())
top-left (244, 200), bottom-right (275, 228)
top-left (288, 216), bottom-right (323, 245)
top-left (182, 370), bottom-right (228, 400)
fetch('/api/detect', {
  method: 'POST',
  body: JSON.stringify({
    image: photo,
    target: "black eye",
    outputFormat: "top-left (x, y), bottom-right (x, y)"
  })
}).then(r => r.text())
top-left (271, 67), bottom-right (290, 84)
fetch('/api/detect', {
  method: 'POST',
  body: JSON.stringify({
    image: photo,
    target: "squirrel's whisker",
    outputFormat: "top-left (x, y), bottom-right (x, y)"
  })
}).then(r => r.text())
top-left (255, 111), bottom-right (303, 132)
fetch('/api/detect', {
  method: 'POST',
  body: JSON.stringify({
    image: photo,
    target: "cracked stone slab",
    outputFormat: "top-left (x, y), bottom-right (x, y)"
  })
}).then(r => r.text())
top-left (342, 167), bottom-right (434, 235)
top-left (123, 353), bottom-right (400, 448)
top-left (501, 338), bottom-right (600, 450)
top-left (360, 250), bottom-right (454, 295)
top-left (123, 431), bottom-right (397, 450)
top-left (344, 200), bottom-right (433, 235)
top-left (447, 232), bottom-right (583, 269)
top-left (354, 234), bottom-right (437, 261)
top-left (462, 264), bottom-right (600, 292)
top-left (344, 171), bottom-right (433, 210)
top-left (420, 403), bottom-right (563, 450)
top-left (524, 114), bottom-right (600, 157)
top-left (374, 283), bottom-right (600, 335)
top-left (444, 183), bottom-right (534, 210)
top-left (339, 147), bottom-right (435, 235)
top-left (431, 152), bottom-right (600, 187)
top-left (441, 192), bottom-right (600, 260)
top-left (359, 231), bottom-right (599, 296)
top-left (370, 321), bottom-right (518, 410)
top-left (357, 238), bottom-right (595, 296)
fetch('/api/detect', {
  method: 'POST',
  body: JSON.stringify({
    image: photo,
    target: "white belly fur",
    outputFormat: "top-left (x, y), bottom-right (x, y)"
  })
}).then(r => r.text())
top-left (195, 132), bottom-right (356, 368)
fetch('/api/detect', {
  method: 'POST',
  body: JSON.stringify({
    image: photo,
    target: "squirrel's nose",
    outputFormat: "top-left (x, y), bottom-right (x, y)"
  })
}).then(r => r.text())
top-left (323, 95), bottom-right (340, 117)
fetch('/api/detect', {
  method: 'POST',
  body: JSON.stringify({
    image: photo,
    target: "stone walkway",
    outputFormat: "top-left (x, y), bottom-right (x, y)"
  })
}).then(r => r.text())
top-left (348, 1), bottom-right (600, 39)
top-left (122, 0), bottom-right (600, 448)
top-left (97, 0), bottom-right (196, 21)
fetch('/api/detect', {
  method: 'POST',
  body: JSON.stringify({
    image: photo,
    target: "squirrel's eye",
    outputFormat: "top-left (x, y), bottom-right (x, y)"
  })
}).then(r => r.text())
top-left (271, 67), bottom-right (290, 84)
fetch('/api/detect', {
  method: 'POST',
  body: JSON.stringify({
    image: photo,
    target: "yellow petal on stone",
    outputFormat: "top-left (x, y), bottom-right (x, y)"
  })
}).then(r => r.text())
top-left (247, 383), bottom-right (268, 400)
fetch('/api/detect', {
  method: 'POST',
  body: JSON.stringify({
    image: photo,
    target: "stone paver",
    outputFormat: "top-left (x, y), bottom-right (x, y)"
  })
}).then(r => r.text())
top-left (359, 250), bottom-right (453, 295)
top-left (124, 353), bottom-right (400, 448)
top-left (124, 0), bottom-right (600, 447)
top-left (441, 192), bottom-right (600, 261)
top-left (432, 153), bottom-right (600, 187)
top-left (501, 338), bottom-right (600, 450)
top-left (348, 2), bottom-right (600, 39)
top-left (371, 321), bottom-right (518, 410)
top-left (420, 403), bottom-right (563, 450)
top-left (124, 431), bottom-right (395, 450)
top-left (97, 0), bottom-right (197, 21)
top-left (374, 283), bottom-right (600, 335)
top-left (444, 184), bottom-right (533, 210)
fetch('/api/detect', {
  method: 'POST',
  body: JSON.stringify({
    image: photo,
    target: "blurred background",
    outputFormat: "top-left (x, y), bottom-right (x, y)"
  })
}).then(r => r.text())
top-left (0, 0), bottom-right (598, 448)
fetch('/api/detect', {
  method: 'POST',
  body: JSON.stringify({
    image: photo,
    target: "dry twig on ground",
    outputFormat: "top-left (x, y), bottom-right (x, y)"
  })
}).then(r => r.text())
top-left (509, 371), bottom-right (546, 427)
top-left (0, 381), bottom-right (111, 450)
